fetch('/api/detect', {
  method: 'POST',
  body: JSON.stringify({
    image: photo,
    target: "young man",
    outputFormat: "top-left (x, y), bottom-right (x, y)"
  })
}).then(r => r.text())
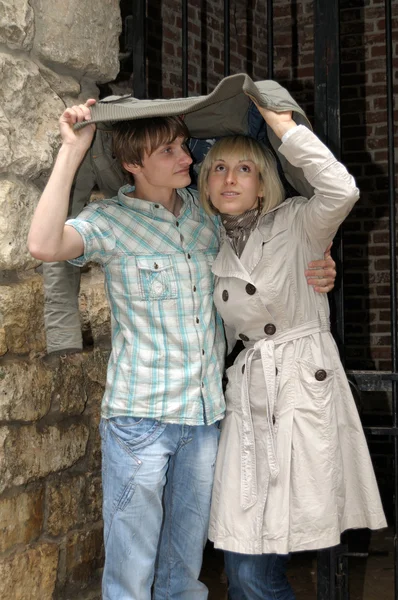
top-left (28, 100), bottom-right (336, 600)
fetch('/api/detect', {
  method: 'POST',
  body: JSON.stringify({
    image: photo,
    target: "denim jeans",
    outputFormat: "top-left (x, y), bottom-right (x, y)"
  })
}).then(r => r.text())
top-left (100, 416), bottom-right (220, 600)
top-left (224, 550), bottom-right (295, 600)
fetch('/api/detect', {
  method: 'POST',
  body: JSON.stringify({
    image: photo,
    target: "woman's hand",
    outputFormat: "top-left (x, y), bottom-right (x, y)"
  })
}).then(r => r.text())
top-left (59, 99), bottom-right (97, 152)
top-left (305, 243), bottom-right (337, 293)
top-left (245, 94), bottom-right (297, 140)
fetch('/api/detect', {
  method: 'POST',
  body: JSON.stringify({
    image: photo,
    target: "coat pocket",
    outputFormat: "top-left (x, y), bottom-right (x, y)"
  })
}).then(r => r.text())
top-left (291, 359), bottom-right (340, 525)
top-left (295, 358), bottom-right (334, 401)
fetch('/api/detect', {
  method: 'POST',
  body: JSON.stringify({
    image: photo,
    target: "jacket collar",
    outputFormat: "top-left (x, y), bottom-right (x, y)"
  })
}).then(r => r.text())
top-left (212, 199), bottom-right (293, 279)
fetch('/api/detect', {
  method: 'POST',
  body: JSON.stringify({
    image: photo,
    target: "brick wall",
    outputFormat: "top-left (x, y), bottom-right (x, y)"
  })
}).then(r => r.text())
top-left (142, 0), bottom-right (397, 373)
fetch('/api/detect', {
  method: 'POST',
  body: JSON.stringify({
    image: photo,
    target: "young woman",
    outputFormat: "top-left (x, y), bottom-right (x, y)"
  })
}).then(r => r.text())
top-left (199, 105), bottom-right (387, 599)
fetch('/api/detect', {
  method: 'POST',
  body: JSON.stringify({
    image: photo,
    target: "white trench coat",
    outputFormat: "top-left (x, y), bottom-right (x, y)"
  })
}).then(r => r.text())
top-left (208, 126), bottom-right (387, 555)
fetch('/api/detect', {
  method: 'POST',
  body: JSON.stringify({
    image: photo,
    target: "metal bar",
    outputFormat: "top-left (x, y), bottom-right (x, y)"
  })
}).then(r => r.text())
top-left (314, 0), bottom-right (345, 368)
top-left (348, 371), bottom-right (398, 392)
top-left (364, 428), bottom-right (398, 437)
top-left (132, 0), bottom-right (146, 99)
top-left (348, 372), bottom-right (398, 380)
top-left (314, 1), bottom-right (345, 597)
top-left (182, 0), bottom-right (188, 96)
top-left (224, 0), bottom-right (230, 76)
top-left (384, 0), bottom-right (398, 596)
top-left (267, 0), bottom-right (273, 79)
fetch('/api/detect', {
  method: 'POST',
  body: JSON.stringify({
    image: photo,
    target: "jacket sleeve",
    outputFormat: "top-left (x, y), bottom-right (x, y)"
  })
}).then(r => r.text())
top-left (278, 126), bottom-right (360, 250)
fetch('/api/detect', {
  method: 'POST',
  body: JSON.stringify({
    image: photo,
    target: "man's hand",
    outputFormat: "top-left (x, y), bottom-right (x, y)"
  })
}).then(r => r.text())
top-left (59, 99), bottom-right (97, 152)
top-left (305, 243), bottom-right (336, 293)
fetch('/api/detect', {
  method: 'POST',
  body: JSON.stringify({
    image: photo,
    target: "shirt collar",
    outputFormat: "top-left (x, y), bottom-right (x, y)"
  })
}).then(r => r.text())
top-left (117, 184), bottom-right (196, 219)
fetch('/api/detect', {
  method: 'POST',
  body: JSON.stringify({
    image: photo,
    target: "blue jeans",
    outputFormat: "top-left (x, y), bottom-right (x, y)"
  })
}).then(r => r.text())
top-left (100, 416), bottom-right (220, 600)
top-left (224, 551), bottom-right (295, 600)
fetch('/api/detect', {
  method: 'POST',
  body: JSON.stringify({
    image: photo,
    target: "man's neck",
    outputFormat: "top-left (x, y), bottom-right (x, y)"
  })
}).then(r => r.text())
top-left (128, 185), bottom-right (182, 217)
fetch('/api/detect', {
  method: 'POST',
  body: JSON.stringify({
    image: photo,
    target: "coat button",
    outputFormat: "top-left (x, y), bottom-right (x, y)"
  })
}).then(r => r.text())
top-left (222, 290), bottom-right (229, 301)
top-left (264, 323), bottom-right (276, 335)
top-left (245, 283), bottom-right (256, 295)
top-left (239, 333), bottom-right (249, 342)
top-left (315, 369), bottom-right (327, 381)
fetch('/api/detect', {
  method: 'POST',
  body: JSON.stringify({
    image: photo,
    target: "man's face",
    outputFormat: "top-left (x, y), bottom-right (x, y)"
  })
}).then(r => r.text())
top-left (129, 136), bottom-right (193, 191)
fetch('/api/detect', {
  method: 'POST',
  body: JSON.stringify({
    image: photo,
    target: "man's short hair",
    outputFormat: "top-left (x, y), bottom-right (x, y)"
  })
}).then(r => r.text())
top-left (112, 116), bottom-right (190, 167)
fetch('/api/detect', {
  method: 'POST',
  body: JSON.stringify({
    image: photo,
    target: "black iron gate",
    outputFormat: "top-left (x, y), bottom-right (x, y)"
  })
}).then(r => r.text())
top-left (124, 1), bottom-right (397, 597)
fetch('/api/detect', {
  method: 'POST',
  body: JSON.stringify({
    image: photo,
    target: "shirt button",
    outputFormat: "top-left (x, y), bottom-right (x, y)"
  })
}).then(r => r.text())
top-left (242, 364), bottom-right (245, 374)
top-left (202, 349), bottom-right (205, 355)
top-left (196, 317), bottom-right (200, 324)
top-left (202, 382), bottom-right (205, 388)
top-left (239, 333), bottom-right (249, 342)
top-left (154, 204), bottom-right (160, 208)
top-left (315, 369), bottom-right (327, 381)
top-left (245, 283), bottom-right (256, 295)
top-left (176, 221), bottom-right (179, 227)
top-left (187, 254), bottom-right (191, 259)
top-left (222, 290), bottom-right (229, 301)
top-left (154, 262), bottom-right (159, 270)
top-left (180, 234), bottom-right (184, 243)
top-left (275, 367), bottom-right (278, 376)
top-left (193, 286), bottom-right (197, 292)
top-left (272, 415), bottom-right (276, 425)
top-left (264, 323), bottom-right (276, 335)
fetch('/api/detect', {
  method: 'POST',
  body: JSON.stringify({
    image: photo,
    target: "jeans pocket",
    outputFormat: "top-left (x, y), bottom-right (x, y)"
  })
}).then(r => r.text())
top-left (108, 416), bottom-right (167, 454)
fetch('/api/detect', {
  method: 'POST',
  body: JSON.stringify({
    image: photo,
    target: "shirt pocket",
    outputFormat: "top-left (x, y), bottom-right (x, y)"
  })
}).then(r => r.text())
top-left (136, 256), bottom-right (178, 300)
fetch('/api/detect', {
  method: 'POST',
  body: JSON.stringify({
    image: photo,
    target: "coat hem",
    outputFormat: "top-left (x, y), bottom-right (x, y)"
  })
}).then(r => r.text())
top-left (209, 512), bottom-right (387, 555)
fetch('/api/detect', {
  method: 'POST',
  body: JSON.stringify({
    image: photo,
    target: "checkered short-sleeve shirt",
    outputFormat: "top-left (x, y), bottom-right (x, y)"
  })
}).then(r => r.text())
top-left (67, 185), bottom-right (226, 425)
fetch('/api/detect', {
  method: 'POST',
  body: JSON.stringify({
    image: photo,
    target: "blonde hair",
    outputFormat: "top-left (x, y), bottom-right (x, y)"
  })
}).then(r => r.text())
top-left (198, 135), bottom-right (285, 216)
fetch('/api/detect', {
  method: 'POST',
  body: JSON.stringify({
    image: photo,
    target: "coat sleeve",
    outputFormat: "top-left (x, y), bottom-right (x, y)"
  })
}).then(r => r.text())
top-left (278, 126), bottom-right (360, 250)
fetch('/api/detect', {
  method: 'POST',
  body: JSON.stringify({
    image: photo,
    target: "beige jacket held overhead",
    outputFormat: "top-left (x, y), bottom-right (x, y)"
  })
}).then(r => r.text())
top-left (208, 126), bottom-right (386, 555)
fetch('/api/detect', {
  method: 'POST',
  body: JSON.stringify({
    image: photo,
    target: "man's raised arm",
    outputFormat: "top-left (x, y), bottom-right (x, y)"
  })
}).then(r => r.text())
top-left (28, 100), bottom-right (97, 262)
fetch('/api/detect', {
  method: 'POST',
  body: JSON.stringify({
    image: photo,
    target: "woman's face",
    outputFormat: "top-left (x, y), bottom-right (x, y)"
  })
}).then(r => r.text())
top-left (207, 154), bottom-right (263, 215)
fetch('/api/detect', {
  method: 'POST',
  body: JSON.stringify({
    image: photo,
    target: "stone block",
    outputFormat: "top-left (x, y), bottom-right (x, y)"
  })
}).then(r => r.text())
top-left (0, 487), bottom-right (44, 553)
top-left (0, 180), bottom-right (41, 270)
top-left (0, 54), bottom-right (63, 179)
top-left (64, 528), bottom-right (104, 591)
top-left (80, 273), bottom-right (111, 346)
top-left (51, 353), bottom-right (87, 416)
top-left (38, 64), bottom-right (81, 97)
top-left (0, 276), bottom-right (46, 355)
top-left (0, 0), bottom-right (34, 50)
top-left (0, 543), bottom-right (58, 600)
top-left (31, 0), bottom-right (121, 83)
top-left (0, 360), bottom-right (52, 421)
top-left (46, 475), bottom-right (85, 536)
top-left (84, 473), bottom-right (102, 524)
top-left (0, 422), bottom-right (89, 493)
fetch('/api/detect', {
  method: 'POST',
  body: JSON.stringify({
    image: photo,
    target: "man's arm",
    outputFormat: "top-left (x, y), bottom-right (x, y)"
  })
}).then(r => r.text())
top-left (306, 243), bottom-right (336, 293)
top-left (28, 100), bottom-right (97, 262)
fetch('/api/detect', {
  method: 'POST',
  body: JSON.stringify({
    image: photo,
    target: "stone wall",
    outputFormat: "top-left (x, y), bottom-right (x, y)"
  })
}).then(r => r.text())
top-left (0, 0), bottom-right (121, 597)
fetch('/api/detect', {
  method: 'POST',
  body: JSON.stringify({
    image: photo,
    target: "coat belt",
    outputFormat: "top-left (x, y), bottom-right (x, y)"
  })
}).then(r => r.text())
top-left (240, 318), bottom-right (330, 510)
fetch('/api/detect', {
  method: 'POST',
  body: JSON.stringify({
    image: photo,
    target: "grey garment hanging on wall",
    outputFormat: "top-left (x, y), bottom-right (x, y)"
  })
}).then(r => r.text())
top-left (43, 73), bottom-right (313, 354)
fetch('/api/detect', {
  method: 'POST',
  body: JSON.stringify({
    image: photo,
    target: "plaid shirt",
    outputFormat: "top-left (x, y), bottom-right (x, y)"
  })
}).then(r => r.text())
top-left (67, 185), bottom-right (226, 425)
